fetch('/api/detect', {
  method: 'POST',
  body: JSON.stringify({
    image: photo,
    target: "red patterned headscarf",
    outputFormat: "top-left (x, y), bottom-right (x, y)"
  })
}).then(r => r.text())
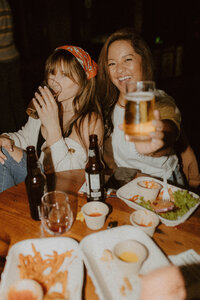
top-left (56, 45), bottom-right (97, 79)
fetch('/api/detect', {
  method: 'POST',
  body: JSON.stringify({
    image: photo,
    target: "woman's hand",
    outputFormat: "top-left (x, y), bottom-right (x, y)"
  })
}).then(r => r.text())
top-left (0, 135), bottom-right (14, 164)
top-left (33, 86), bottom-right (62, 146)
top-left (120, 110), bottom-right (178, 156)
top-left (134, 110), bottom-right (165, 155)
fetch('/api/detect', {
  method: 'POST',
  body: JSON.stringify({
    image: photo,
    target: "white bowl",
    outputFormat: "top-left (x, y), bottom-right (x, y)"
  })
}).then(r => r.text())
top-left (137, 179), bottom-right (162, 202)
top-left (6, 279), bottom-right (43, 300)
top-left (81, 201), bottom-right (109, 230)
top-left (113, 240), bottom-right (148, 276)
top-left (130, 210), bottom-right (160, 237)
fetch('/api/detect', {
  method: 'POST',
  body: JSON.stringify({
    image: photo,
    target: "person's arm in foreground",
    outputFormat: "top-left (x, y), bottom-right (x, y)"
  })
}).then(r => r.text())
top-left (140, 265), bottom-right (186, 300)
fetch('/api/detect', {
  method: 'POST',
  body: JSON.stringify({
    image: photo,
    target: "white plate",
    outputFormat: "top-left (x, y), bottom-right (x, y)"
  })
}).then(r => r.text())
top-left (79, 225), bottom-right (170, 300)
top-left (0, 237), bottom-right (83, 300)
top-left (116, 176), bottom-right (200, 226)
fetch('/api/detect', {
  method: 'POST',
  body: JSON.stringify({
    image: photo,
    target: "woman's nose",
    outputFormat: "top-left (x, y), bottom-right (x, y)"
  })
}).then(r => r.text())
top-left (116, 63), bottom-right (125, 74)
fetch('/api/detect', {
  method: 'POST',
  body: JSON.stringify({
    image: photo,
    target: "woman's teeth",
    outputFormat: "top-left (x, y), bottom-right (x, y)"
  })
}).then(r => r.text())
top-left (119, 76), bottom-right (131, 81)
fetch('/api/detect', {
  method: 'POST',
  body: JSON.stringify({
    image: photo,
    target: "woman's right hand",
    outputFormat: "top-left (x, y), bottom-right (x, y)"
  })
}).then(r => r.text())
top-left (33, 86), bottom-right (62, 146)
top-left (0, 135), bottom-right (14, 164)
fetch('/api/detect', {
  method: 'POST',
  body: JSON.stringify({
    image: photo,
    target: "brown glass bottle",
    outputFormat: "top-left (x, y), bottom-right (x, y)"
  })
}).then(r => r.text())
top-left (25, 146), bottom-right (46, 220)
top-left (85, 134), bottom-right (105, 202)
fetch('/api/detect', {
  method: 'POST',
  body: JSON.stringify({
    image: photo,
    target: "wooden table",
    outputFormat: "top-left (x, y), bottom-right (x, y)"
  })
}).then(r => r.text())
top-left (0, 169), bottom-right (200, 299)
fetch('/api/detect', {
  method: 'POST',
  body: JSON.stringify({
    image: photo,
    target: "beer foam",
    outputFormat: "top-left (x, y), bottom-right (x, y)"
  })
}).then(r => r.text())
top-left (126, 91), bottom-right (154, 102)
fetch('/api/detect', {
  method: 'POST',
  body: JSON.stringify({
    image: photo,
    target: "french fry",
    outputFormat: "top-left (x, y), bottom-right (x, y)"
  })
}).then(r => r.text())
top-left (18, 244), bottom-right (73, 299)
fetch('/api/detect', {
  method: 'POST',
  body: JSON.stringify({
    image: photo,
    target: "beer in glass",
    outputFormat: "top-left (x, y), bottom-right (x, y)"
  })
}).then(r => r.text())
top-left (124, 81), bottom-right (156, 141)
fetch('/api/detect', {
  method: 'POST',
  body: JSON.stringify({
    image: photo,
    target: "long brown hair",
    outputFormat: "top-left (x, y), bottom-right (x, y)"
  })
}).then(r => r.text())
top-left (97, 28), bottom-right (154, 137)
top-left (45, 49), bottom-right (103, 149)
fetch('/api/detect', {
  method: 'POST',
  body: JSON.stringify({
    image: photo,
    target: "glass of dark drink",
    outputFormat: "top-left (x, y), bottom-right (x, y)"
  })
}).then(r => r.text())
top-left (40, 191), bottom-right (73, 236)
top-left (26, 78), bottom-right (62, 119)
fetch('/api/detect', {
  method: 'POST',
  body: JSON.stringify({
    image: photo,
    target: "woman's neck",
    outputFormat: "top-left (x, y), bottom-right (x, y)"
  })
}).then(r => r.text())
top-left (58, 101), bottom-right (74, 131)
top-left (61, 99), bottom-right (74, 112)
top-left (117, 93), bottom-right (126, 107)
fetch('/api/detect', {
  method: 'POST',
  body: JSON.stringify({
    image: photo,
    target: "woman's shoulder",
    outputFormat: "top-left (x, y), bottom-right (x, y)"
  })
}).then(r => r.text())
top-left (155, 89), bottom-right (175, 104)
top-left (155, 89), bottom-right (179, 111)
top-left (71, 112), bottom-right (104, 147)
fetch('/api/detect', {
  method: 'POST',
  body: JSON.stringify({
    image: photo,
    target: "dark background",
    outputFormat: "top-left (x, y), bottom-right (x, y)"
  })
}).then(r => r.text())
top-left (8, 0), bottom-right (200, 165)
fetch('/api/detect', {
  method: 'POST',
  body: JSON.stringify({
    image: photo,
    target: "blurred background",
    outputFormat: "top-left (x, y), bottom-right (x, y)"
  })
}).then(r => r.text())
top-left (7, 0), bottom-right (200, 164)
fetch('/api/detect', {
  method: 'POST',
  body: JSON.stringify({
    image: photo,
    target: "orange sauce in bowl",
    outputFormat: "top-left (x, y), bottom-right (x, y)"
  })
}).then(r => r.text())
top-left (140, 180), bottom-right (159, 189)
top-left (135, 220), bottom-right (153, 227)
top-left (118, 251), bottom-right (139, 263)
top-left (88, 212), bottom-right (102, 217)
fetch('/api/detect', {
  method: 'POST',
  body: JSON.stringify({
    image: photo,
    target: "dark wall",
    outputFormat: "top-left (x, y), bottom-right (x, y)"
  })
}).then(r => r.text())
top-left (8, 0), bottom-right (200, 164)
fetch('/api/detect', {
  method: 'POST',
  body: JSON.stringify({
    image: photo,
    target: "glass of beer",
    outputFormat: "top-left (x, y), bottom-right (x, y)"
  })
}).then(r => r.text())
top-left (40, 191), bottom-right (73, 236)
top-left (26, 79), bottom-right (62, 119)
top-left (124, 81), bottom-right (156, 142)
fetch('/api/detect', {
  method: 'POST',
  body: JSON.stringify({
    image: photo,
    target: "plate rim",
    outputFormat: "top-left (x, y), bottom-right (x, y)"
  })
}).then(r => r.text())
top-left (0, 237), bottom-right (84, 300)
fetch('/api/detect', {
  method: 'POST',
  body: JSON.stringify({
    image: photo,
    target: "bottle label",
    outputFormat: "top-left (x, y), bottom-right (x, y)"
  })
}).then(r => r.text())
top-left (85, 172), bottom-right (103, 200)
top-left (88, 149), bottom-right (95, 157)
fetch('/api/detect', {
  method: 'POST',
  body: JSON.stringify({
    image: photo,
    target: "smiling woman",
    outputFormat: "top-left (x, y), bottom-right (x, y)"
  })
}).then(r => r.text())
top-left (97, 27), bottom-right (200, 189)
top-left (107, 39), bottom-right (143, 98)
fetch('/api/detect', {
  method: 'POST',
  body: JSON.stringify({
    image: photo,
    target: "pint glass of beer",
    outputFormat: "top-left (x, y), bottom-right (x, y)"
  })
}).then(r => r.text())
top-left (124, 81), bottom-right (156, 142)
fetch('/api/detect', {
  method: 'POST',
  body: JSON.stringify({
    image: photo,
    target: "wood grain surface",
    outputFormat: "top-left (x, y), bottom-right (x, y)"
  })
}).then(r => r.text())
top-left (0, 169), bottom-right (199, 299)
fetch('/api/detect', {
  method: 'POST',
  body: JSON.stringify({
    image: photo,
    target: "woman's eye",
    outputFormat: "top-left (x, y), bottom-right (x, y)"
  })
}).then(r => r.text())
top-left (108, 62), bottom-right (115, 67)
top-left (125, 58), bottom-right (133, 62)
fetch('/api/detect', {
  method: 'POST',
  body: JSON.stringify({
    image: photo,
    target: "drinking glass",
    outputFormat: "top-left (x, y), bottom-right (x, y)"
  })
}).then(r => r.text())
top-left (40, 191), bottom-right (73, 236)
top-left (124, 81), bottom-right (156, 142)
top-left (26, 78), bottom-right (62, 119)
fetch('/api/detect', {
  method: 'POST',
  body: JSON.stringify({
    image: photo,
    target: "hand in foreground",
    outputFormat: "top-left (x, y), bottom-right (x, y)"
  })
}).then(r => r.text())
top-left (119, 110), bottom-right (167, 155)
top-left (140, 265), bottom-right (186, 300)
top-left (134, 110), bottom-right (165, 155)
top-left (0, 135), bottom-right (14, 164)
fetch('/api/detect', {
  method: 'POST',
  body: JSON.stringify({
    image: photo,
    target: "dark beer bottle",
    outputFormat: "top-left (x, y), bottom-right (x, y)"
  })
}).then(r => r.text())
top-left (85, 134), bottom-right (105, 202)
top-left (25, 146), bottom-right (46, 220)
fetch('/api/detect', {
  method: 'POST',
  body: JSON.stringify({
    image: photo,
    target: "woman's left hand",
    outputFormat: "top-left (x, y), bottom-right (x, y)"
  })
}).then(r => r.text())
top-left (33, 86), bottom-right (62, 145)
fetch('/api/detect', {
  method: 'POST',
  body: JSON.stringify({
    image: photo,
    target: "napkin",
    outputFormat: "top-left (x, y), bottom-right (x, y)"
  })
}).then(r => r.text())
top-left (169, 249), bottom-right (200, 299)
top-left (78, 182), bottom-right (87, 195)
